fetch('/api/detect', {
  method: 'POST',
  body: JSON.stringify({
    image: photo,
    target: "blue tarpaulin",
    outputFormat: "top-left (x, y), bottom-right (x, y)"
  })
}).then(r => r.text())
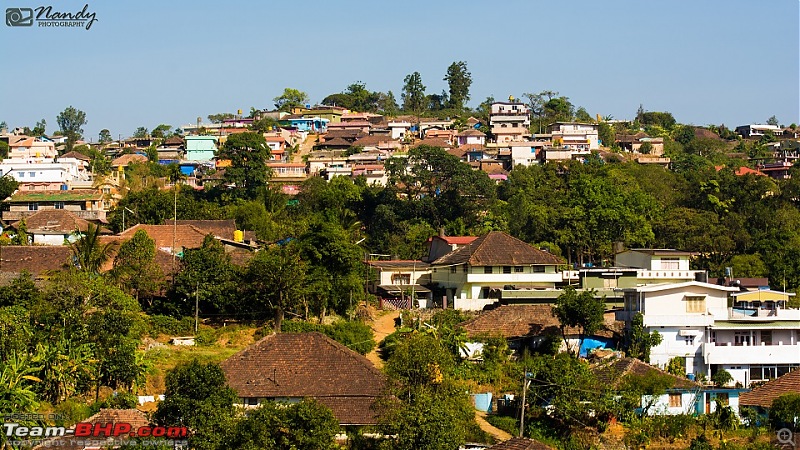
top-left (580, 337), bottom-right (612, 358)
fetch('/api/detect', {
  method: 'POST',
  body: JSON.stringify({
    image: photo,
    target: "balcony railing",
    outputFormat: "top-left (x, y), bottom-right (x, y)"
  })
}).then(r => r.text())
top-left (729, 307), bottom-right (800, 320)
top-left (703, 341), bottom-right (800, 365)
top-left (466, 272), bottom-right (562, 284)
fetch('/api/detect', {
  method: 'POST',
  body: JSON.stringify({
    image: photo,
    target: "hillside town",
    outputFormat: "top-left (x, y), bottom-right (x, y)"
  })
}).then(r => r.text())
top-left (1, 69), bottom-right (800, 450)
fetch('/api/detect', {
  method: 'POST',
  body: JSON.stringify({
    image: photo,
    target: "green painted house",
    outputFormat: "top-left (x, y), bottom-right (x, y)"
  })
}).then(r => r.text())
top-left (185, 136), bottom-right (218, 162)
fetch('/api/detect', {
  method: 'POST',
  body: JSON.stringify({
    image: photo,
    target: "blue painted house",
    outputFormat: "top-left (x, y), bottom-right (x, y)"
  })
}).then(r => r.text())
top-left (185, 136), bottom-right (218, 162)
top-left (284, 117), bottom-right (328, 133)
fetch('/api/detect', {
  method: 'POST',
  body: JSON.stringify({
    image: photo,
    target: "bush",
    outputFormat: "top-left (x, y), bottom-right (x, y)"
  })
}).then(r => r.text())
top-left (485, 415), bottom-right (518, 436)
top-left (148, 315), bottom-right (195, 337)
top-left (769, 393), bottom-right (800, 430)
top-left (712, 369), bottom-right (733, 387)
top-left (282, 320), bottom-right (376, 355)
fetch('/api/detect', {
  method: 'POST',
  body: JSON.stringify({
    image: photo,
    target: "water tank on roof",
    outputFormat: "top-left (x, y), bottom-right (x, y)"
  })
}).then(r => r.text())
top-left (233, 230), bottom-right (244, 243)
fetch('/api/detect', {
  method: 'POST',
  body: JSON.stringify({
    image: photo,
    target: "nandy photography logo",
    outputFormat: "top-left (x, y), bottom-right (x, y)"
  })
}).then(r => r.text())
top-left (6, 4), bottom-right (97, 30)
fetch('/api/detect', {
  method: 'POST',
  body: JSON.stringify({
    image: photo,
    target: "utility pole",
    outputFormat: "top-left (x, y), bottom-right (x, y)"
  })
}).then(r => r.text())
top-left (519, 371), bottom-right (531, 437)
top-left (194, 282), bottom-right (199, 333)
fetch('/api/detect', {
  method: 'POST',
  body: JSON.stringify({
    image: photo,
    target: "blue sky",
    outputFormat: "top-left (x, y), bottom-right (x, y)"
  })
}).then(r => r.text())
top-left (2, 0), bottom-right (798, 140)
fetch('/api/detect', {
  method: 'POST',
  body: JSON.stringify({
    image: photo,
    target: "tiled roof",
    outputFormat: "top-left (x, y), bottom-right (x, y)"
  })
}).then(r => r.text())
top-left (317, 137), bottom-right (353, 147)
top-left (458, 304), bottom-right (623, 339)
top-left (488, 437), bottom-right (556, 450)
top-left (591, 357), bottom-right (701, 390)
top-left (432, 231), bottom-right (565, 266)
top-left (7, 189), bottom-right (102, 203)
top-left (437, 236), bottom-right (478, 245)
top-left (163, 219), bottom-right (236, 241)
top-left (33, 409), bottom-right (150, 450)
top-left (59, 151), bottom-right (91, 161)
top-left (221, 332), bottom-right (386, 425)
top-left (111, 153), bottom-right (148, 166)
top-left (456, 129), bottom-right (486, 137)
top-left (411, 137), bottom-right (453, 149)
top-left (0, 245), bottom-right (73, 276)
top-left (352, 135), bottom-right (398, 147)
top-left (740, 368), bottom-right (800, 408)
top-left (10, 210), bottom-right (109, 235)
top-left (117, 224), bottom-right (210, 250)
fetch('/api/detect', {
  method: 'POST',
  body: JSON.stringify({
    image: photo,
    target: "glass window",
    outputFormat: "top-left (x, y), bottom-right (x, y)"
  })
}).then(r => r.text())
top-left (514, 266), bottom-right (524, 273)
top-left (462, 265), bottom-right (468, 273)
top-left (28, 203), bottom-right (38, 211)
top-left (661, 257), bottom-right (680, 270)
top-left (28, 172), bottom-right (35, 178)
top-left (54, 202), bottom-right (64, 210)
top-left (503, 266), bottom-right (512, 274)
top-left (668, 393), bottom-right (682, 408)
top-left (450, 266), bottom-right (457, 274)
top-left (483, 266), bottom-right (493, 274)
top-left (684, 336), bottom-right (695, 346)
top-left (17, 172), bottom-right (24, 178)
top-left (761, 331), bottom-right (772, 346)
top-left (533, 266), bottom-right (546, 273)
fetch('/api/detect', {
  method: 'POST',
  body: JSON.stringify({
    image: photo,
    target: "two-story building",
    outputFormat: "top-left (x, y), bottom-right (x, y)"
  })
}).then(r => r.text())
top-left (489, 102), bottom-right (531, 143)
top-left (547, 122), bottom-right (599, 151)
top-left (184, 135), bottom-right (217, 162)
top-left (430, 231), bottom-right (566, 310)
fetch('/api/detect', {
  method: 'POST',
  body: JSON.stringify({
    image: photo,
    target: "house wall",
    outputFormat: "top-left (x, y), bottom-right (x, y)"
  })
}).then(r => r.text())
top-left (32, 234), bottom-right (73, 245)
top-left (641, 392), bottom-right (701, 415)
top-left (649, 326), bottom-right (707, 376)
top-left (642, 286), bottom-right (730, 318)
top-left (617, 251), bottom-right (693, 270)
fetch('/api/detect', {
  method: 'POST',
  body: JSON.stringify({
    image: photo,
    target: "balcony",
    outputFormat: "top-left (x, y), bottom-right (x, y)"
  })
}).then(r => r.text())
top-left (729, 307), bottom-right (800, 320)
top-left (637, 270), bottom-right (699, 281)
top-left (642, 314), bottom-right (715, 327)
top-left (703, 341), bottom-right (800, 365)
top-left (466, 272), bottom-right (562, 284)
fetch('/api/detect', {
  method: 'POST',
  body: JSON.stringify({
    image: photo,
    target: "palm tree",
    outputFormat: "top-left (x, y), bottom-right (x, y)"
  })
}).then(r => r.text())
top-left (0, 352), bottom-right (41, 412)
top-left (70, 223), bottom-right (115, 274)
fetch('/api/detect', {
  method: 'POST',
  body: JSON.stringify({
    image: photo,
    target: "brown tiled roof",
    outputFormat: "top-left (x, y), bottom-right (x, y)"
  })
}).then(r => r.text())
top-left (164, 136), bottom-right (185, 146)
top-left (456, 129), bottom-right (486, 137)
top-left (111, 153), bottom-right (148, 166)
top-left (33, 409), bottom-right (150, 450)
top-left (59, 150), bottom-right (91, 161)
top-left (432, 231), bottom-right (565, 266)
top-left (10, 210), bottom-right (109, 235)
top-left (740, 368), bottom-right (800, 408)
top-left (0, 245), bottom-right (73, 276)
top-left (221, 332), bottom-right (386, 425)
top-left (317, 137), bottom-right (353, 148)
top-left (591, 357), bottom-right (701, 390)
top-left (116, 224), bottom-right (210, 250)
top-left (352, 135), bottom-right (398, 147)
top-left (615, 132), bottom-right (649, 143)
top-left (446, 148), bottom-right (466, 159)
top-left (324, 129), bottom-right (365, 140)
top-left (488, 437), bottom-right (556, 450)
top-left (461, 304), bottom-right (619, 339)
top-left (163, 219), bottom-right (236, 241)
top-left (412, 137), bottom-right (453, 149)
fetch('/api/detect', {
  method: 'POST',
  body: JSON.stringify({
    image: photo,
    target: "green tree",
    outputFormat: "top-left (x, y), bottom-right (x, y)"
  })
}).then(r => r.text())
top-left (618, 370), bottom-right (675, 416)
top-left (151, 124), bottom-right (172, 139)
top-left (726, 254), bottom-right (768, 278)
top-left (153, 360), bottom-right (237, 450)
top-left (552, 286), bottom-right (606, 356)
top-left (639, 141), bottom-right (654, 154)
top-left (70, 223), bottom-right (115, 274)
top-left (623, 312), bottom-right (662, 363)
top-left (444, 61), bottom-right (472, 110)
top-left (711, 369), bottom-right (733, 387)
top-left (172, 235), bottom-right (239, 316)
top-left (378, 90), bottom-right (399, 115)
top-left (111, 229), bottom-right (165, 307)
top-left (0, 141), bottom-right (8, 159)
top-left (245, 242), bottom-right (307, 331)
top-left (225, 399), bottom-right (340, 450)
top-left (207, 113), bottom-right (234, 124)
top-left (544, 96), bottom-right (574, 122)
top-left (766, 115), bottom-right (779, 126)
top-left (218, 131), bottom-right (271, 199)
top-left (56, 106), bottom-right (87, 151)
top-left (11, 219), bottom-right (29, 245)
top-left (575, 107), bottom-right (593, 123)
top-left (401, 71), bottom-right (427, 116)
top-left (133, 126), bottom-right (149, 138)
top-left (0, 352), bottom-right (41, 413)
top-left (769, 393), bottom-right (800, 430)
top-left (273, 88), bottom-right (309, 112)
top-left (31, 119), bottom-right (46, 136)
top-left (98, 129), bottom-right (112, 143)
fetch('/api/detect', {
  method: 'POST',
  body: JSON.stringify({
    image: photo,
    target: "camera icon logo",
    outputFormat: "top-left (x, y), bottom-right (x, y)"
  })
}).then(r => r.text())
top-left (6, 8), bottom-right (34, 26)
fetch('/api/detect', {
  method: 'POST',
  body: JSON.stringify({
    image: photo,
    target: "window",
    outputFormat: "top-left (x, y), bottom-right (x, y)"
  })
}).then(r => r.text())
top-left (661, 257), bottom-right (680, 270)
top-left (684, 336), bottom-right (695, 346)
top-left (760, 331), bottom-right (772, 346)
top-left (28, 172), bottom-right (35, 178)
top-left (684, 296), bottom-right (706, 313)
top-left (391, 274), bottom-right (411, 285)
top-left (102, 187), bottom-right (111, 194)
top-left (734, 331), bottom-right (751, 346)
top-left (450, 266), bottom-right (457, 274)
top-left (503, 266), bottom-right (512, 274)
top-left (54, 202), bottom-right (64, 210)
top-left (28, 203), bottom-right (38, 211)
top-left (668, 393), bottom-right (682, 408)
top-left (533, 266), bottom-right (546, 273)
top-left (514, 266), bottom-right (524, 273)
top-left (484, 266), bottom-right (493, 274)
top-left (462, 265), bottom-right (468, 273)
top-left (17, 172), bottom-right (24, 178)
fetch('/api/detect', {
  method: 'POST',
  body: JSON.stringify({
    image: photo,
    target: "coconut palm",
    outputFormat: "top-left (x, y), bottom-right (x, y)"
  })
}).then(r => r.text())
top-left (70, 223), bottom-right (115, 274)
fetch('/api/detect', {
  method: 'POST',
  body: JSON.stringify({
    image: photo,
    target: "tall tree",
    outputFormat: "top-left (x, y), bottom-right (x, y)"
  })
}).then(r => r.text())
top-left (217, 131), bottom-right (271, 199)
top-left (111, 229), bottom-right (164, 306)
top-left (207, 113), bottom-right (234, 124)
top-left (552, 286), bottom-right (606, 356)
top-left (225, 399), bottom-right (340, 449)
top-left (444, 61), bottom-right (472, 110)
top-left (56, 106), bottom-right (87, 152)
top-left (172, 235), bottom-right (239, 316)
top-left (401, 72), bottom-right (427, 116)
top-left (98, 129), bottom-right (112, 143)
top-left (133, 127), bottom-right (149, 138)
top-left (273, 88), bottom-right (309, 112)
top-left (766, 115), bottom-right (779, 126)
top-left (245, 242), bottom-right (307, 332)
top-left (151, 124), bottom-right (172, 139)
top-left (31, 119), bottom-right (46, 136)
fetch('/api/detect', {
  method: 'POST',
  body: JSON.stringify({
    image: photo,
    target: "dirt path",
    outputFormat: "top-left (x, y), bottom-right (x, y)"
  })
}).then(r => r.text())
top-left (366, 309), bottom-right (399, 369)
top-left (291, 133), bottom-right (319, 163)
top-left (475, 411), bottom-right (514, 442)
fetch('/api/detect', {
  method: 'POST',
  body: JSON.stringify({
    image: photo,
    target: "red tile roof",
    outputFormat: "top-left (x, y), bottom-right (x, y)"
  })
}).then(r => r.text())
top-left (59, 150), bottom-right (91, 161)
top-left (440, 236), bottom-right (478, 245)
top-left (10, 209), bottom-right (109, 235)
top-left (33, 409), bottom-right (150, 450)
top-left (432, 231), bottom-right (565, 266)
top-left (111, 153), bottom-right (148, 166)
top-left (221, 332), bottom-right (386, 425)
top-left (0, 245), bottom-right (73, 276)
top-left (116, 224), bottom-right (210, 251)
top-left (740, 368), bottom-right (800, 408)
top-left (591, 357), bottom-right (701, 390)
top-left (163, 219), bottom-right (237, 241)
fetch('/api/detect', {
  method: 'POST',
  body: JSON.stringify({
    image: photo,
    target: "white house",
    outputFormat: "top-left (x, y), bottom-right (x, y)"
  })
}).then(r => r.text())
top-left (388, 121), bottom-right (411, 140)
top-left (547, 122), bottom-right (599, 151)
top-left (615, 248), bottom-right (707, 285)
top-left (489, 102), bottom-right (531, 143)
top-left (430, 231), bottom-right (567, 310)
top-left (0, 156), bottom-right (91, 190)
top-left (455, 129), bottom-right (486, 147)
top-left (735, 124), bottom-right (782, 139)
top-left (7, 136), bottom-right (57, 159)
top-left (366, 260), bottom-right (432, 308)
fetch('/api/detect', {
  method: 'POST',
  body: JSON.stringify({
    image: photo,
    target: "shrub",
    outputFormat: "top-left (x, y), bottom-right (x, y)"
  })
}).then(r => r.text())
top-left (769, 393), bottom-right (800, 430)
top-left (282, 320), bottom-right (376, 355)
top-left (711, 369), bottom-right (733, 387)
top-left (485, 415), bottom-right (518, 436)
top-left (148, 315), bottom-right (195, 337)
